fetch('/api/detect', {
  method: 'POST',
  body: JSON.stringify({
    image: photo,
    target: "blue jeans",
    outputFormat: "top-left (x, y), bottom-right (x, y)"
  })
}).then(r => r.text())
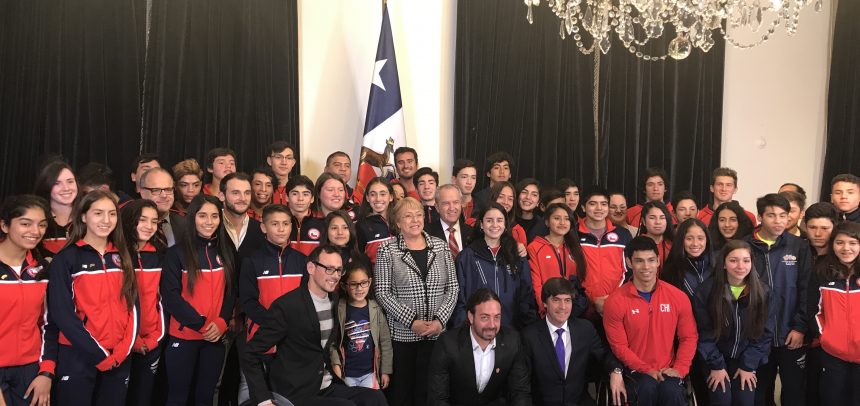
top-left (345, 371), bottom-right (377, 389)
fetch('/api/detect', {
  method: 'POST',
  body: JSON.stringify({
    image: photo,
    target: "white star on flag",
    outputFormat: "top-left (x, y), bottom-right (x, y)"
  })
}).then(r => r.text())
top-left (372, 59), bottom-right (388, 91)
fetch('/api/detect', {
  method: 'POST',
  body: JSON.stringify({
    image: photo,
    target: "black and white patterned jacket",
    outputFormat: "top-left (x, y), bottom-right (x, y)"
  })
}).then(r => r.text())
top-left (374, 231), bottom-right (458, 342)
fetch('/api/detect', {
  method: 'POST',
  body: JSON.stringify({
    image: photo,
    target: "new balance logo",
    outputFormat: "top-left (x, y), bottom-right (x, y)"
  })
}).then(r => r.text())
top-left (660, 304), bottom-right (671, 313)
top-left (172, 342), bottom-right (180, 348)
top-left (263, 270), bottom-right (270, 275)
top-left (61, 376), bottom-right (69, 381)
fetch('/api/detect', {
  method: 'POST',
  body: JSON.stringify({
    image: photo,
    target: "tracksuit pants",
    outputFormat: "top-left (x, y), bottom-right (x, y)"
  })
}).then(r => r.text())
top-left (126, 342), bottom-right (163, 406)
top-left (55, 344), bottom-right (132, 406)
top-left (0, 362), bottom-right (39, 406)
top-left (164, 336), bottom-right (226, 406)
top-left (755, 346), bottom-right (806, 406)
top-left (819, 350), bottom-right (860, 406)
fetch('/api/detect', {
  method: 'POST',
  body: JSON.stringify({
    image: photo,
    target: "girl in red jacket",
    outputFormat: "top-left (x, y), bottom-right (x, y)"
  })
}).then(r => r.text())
top-left (809, 221), bottom-right (860, 405)
top-left (527, 203), bottom-right (588, 316)
top-left (120, 199), bottom-right (164, 406)
top-left (47, 190), bottom-right (139, 406)
top-left (32, 161), bottom-right (79, 256)
top-left (160, 195), bottom-right (236, 406)
top-left (0, 195), bottom-right (56, 406)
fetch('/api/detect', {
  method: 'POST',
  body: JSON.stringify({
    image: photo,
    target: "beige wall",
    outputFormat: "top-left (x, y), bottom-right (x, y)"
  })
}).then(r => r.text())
top-left (297, 0), bottom-right (456, 184)
top-left (721, 3), bottom-right (834, 211)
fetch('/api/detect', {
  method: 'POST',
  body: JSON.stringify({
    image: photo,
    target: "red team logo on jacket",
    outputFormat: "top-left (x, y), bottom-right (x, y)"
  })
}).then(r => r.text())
top-left (606, 232), bottom-right (619, 243)
top-left (216, 255), bottom-right (223, 266)
top-left (308, 228), bottom-right (321, 240)
top-left (111, 254), bottom-right (121, 266)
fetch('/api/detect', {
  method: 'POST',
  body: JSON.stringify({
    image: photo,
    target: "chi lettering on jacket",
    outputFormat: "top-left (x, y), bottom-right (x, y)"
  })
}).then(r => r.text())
top-left (660, 303), bottom-right (671, 313)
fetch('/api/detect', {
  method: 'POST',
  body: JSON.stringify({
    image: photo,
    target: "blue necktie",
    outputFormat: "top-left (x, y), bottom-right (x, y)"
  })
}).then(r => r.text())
top-left (555, 328), bottom-right (566, 374)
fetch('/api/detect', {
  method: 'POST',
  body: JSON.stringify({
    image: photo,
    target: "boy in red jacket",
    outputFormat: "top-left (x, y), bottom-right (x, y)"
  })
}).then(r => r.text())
top-left (603, 237), bottom-right (698, 406)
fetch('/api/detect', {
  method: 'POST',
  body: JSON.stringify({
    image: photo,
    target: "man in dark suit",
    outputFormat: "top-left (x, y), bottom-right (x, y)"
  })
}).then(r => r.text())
top-left (137, 167), bottom-right (186, 250)
top-left (427, 288), bottom-right (530, 406)
top-left (240, 244), bottom-right (387, 406)
top-left (522, 277), bottom-right (626, 406)
top-left (426, 184), bottom-right (473, 260)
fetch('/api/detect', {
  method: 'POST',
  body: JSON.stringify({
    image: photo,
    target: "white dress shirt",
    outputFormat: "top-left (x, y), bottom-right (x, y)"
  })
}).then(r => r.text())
top-left (470, 328), bottom-right (497, 393)
top-left (546, 318), bottom-right (572, 377)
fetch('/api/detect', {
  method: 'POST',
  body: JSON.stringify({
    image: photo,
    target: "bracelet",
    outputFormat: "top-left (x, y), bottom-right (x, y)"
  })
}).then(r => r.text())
top-left (611, 368), bottom-right (623, 375)
top-left (38, 371), bottom-right (55, 380)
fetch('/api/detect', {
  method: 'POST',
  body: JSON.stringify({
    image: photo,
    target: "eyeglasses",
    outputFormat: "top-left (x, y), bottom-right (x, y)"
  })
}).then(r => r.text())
top-left (345, 280), bottom-right (370, 289)
top-left (141, 187), bottom-right (173, 196)
top-left (271, 154), bottom-right (296, 162)
top-left (312, 261), bottom-right (344, 275)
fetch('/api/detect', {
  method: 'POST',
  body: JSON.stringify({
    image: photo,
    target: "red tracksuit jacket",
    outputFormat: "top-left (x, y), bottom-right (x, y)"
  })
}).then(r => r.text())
top-left (133, 243), bottom-right (165, 352)
top-left (47, 241), bottom-right (139, 371)
top-left (289, 214), bottom-right (325, 256)
top-left (603, 280), bottom-right (698, 376)
top-left (577, 219), bottom-right (632, 301)
top-left (811, 272), bottom-right (860, 363)
top-left (160, 237), bottom-right (234, 341)
top-left (528, 236), bottom-right (579, 313)
top-left (0, 251), bottom-right (57, 373)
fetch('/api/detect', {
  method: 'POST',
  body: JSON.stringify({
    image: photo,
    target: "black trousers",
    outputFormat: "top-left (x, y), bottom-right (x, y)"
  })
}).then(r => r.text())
top-left (0, 362), bottom-right (38, 406)
top-left (55, 344), bottom-right (132, 406)
top-left (755, 346), bottom-right (806, 406)
top-left (164, 337), bottom-right (226, 406)
top-left (627, 372), bottom-right (686, 406)
top-left (819, 350), bottom-right (860, 406)
top-left (126, 342), bottom-right (163, 406)
top-left (386, 340), bottom-right (434, 406)
top-left (705, 358), bottom-right (757, 406)
top-left (805, 346), bottom-right (823, 406)
top-left (293, 382), bottom-right (388, 406)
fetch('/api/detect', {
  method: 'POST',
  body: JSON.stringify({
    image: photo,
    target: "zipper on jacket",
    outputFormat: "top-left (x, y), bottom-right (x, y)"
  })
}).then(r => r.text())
top-left (763, 252), bottom-right (778, 346)
top-left (731, 300), bottom-right (741, 358)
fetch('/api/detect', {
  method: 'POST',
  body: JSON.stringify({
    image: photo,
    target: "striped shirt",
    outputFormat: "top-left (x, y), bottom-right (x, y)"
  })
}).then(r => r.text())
top-left (311, 291), bottom-right (333, 390)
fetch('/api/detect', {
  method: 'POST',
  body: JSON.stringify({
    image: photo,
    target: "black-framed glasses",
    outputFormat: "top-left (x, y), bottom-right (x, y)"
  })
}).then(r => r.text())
top-left (312, 261), bottom-right (344, 275)
top-left (141, 187), bottom-right (173, 196)
top-left (345, 280), bottom-right (371, 289)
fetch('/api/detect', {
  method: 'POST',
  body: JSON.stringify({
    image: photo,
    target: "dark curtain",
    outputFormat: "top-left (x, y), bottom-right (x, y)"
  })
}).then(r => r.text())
top-left (455, 1), bottom-right (724, 205)
top-left (0, 0), bottom-right (299, 197)
top-left (821, 0), bottom-right (859, 201)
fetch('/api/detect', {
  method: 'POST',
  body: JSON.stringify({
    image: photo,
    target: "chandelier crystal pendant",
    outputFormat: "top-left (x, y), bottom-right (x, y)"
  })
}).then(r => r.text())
top-left (525, 0), bottom-right (823, 61)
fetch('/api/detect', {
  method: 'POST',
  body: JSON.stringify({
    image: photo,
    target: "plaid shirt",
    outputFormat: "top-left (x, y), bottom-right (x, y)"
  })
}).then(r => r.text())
top-left (374, 232), bottom-right (458, 342)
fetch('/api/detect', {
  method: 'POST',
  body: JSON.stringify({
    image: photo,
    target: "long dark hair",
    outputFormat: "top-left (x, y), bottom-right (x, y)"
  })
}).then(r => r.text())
top-left (469, 203), bottom-right (522, 275)
top-left (320, 210), bottom-right (363, 259)
top-left (542, 203), bottom-right (588, 282)
top-left (65, 191), bottom-right (137, 310)
top-left (817, 222), bottom-right (860, 281)
top-left (661, 218), bottom-right (711, 289)
top-left (489, 181), bottom-right (518, 225)
top-left (178, 194), bottom-right (236, 295)
top-left (709, 240), bottom-right (768, 341)
top-left (637, 200), bottom-right (675, 242)
top-left (120, 199), bottom-right (159, 257)
top-left (0, 195), bottom-right (50, 267)
top-left (514, 178), bottom-right (540, 221)
top-left (33, 161), bottom-right (78, 206)
top-left (709, 201), bottom-right (754, 250)
top-left (358, 177), bottom-right (393, 219)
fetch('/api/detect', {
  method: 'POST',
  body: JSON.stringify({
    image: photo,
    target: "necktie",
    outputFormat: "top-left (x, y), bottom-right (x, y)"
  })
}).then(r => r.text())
top-left (448, 227), bottom-right (460, 258)
top-left (153, 219), bottom-right (168, 250)
top-left (555, 328), bottom-right (566, 374)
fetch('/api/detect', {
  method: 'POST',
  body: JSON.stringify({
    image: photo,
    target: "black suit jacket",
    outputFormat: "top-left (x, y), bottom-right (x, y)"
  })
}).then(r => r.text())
top-left (428, 325), bottom-right (530, 406)
top-left (237, 217), bottom-right (265, 260)
top-left (521, 318), bottom-right (621, 406)
top-left (240, 285), bottom-right (341, 404)
top-left (426, 219), bottom-right (474, 251)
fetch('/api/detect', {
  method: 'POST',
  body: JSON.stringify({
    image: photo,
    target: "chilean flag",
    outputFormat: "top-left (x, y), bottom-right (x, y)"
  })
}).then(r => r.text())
top-left (354, 3), bottom-right (407, 204)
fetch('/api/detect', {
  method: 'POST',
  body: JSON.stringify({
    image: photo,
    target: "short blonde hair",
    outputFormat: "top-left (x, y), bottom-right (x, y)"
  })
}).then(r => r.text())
top-left (391, 197), bottom-right (424, 233)
top-left (172, 159), bottom-right (203, 181)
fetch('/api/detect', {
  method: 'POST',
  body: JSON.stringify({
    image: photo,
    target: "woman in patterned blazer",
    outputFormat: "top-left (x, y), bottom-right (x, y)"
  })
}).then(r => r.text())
top-left (374, 197), bottom-right (458, 406)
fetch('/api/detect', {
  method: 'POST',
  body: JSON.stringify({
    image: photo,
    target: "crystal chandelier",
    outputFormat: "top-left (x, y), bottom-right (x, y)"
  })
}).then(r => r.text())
top-left (525, 0), bottom-right (824, 61)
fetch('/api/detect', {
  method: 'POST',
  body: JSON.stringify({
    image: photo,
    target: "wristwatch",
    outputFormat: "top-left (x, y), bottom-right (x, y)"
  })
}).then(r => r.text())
top-left (611, 368), bottom-right (623, 375)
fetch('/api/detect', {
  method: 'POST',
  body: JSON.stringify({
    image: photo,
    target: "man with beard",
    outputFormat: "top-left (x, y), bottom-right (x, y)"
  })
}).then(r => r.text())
top-left (393, 147), bottom-right (420, 200)
top-left (138, 167), bottom-right (185, 250)
top-left (219, 172), bottom-right (265, 259)
top-left (427, 288), bottom-right (530, 406)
